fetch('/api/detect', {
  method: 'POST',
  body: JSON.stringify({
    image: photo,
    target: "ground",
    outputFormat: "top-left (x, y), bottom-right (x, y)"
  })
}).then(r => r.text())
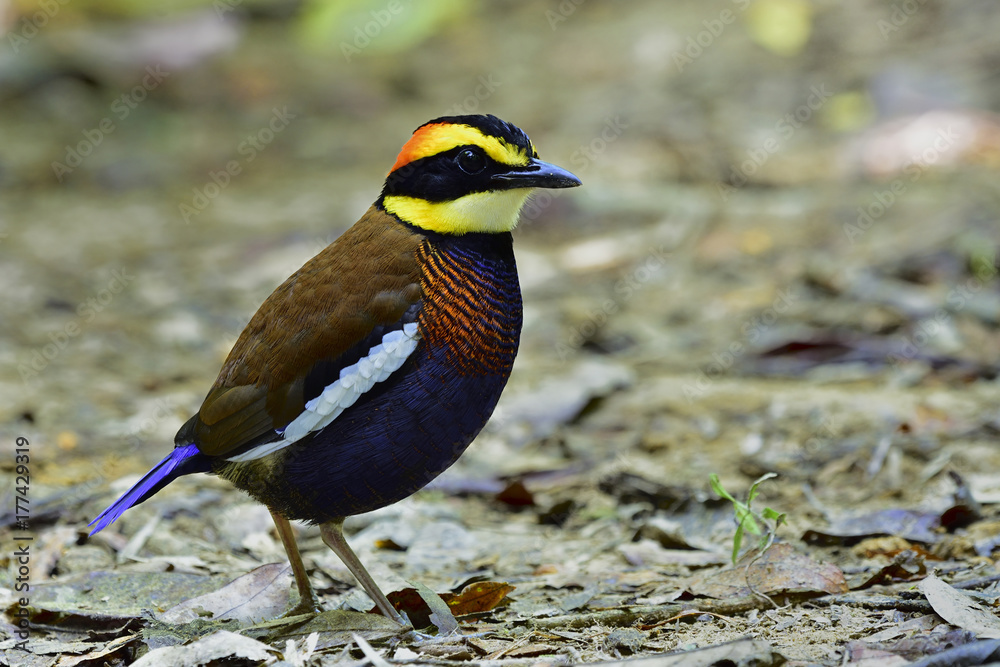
top-left (2, 1), bottom-right (1000, 665)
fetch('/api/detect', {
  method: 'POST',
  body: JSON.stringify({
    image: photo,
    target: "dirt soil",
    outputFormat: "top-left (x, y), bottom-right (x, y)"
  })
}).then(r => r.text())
top-left (2, 1), bottom-right (1000, 665)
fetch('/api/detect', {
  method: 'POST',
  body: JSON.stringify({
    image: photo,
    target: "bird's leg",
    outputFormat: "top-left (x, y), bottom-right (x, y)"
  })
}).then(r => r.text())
top-left (320, 519), bottom-right (406, 626)
top-left (270, 510), bottom-right (321, 616)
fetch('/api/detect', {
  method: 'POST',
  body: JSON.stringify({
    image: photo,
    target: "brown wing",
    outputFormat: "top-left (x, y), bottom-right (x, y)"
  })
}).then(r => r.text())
top-left (179, 206), bottom-right (425, 457)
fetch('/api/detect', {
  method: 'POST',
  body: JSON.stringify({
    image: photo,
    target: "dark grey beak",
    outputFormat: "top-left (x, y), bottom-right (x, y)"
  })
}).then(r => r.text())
top-left (493, 158), bottom-right (582, 190)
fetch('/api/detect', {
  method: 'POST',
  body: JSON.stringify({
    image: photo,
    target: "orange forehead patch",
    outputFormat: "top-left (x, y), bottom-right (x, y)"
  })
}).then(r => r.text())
top-left (390, 123), bottom-right (531, 173)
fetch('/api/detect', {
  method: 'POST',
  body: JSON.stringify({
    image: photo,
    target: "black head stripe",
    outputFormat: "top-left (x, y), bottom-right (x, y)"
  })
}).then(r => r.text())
top-left (382, 146), bottom-right (515, 202)
top-left (419, 114), bottom-right (534, 155)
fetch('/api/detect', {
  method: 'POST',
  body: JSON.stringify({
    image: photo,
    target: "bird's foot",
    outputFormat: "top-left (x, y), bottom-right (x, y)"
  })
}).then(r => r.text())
top-left (283, 594), bottom-right (322, 618)
top-left (397, 614), bottom-right (492, 644)
top-left (385, 611), bottom-right (434, 642)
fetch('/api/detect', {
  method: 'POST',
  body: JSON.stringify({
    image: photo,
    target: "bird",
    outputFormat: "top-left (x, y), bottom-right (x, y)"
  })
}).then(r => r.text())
top-left (88, 114), bottom-right (582, 624)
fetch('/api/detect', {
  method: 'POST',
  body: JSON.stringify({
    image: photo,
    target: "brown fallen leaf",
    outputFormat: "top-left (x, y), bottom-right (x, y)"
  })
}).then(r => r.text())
top-left (377, 581), bottom-right (515, 628)
top-left (496, 479), bottom-right (535, 507)
top-left (382, 587), bottom-right (429, 626)
top-left (686, 543), bottom-right (847, 599)
top-left (443, 581), bottom-right (516, 616)
top-left (505, 643), bottom-right (558, 658)
top-left (55, 635), bottom-right (143, 667)
top-left (853, 550), bottom-right (928, 590)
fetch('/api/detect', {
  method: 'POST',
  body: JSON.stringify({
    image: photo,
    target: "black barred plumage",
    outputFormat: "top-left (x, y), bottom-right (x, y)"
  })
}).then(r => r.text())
top-left (417, 232), bottom-right (522, 375)
top-left (88, 114), bottom-right (580, 626)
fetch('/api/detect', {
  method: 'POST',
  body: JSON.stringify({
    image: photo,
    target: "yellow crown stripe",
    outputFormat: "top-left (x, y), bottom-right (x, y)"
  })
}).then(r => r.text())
top-left (390, 123), bottom-right (530, 173)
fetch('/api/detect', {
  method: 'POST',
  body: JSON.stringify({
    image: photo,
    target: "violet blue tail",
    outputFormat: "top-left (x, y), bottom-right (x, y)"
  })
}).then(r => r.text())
top-left (88, 444), bottom-right (210, 535)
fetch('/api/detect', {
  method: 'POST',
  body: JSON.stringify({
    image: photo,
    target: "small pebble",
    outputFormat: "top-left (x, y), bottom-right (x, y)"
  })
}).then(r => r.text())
top-left (603, 628), bottom-right (646, 656)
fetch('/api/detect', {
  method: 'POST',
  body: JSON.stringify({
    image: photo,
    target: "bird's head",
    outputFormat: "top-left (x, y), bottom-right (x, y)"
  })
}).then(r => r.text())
top-left (378, 114), bottom-right (582, 235)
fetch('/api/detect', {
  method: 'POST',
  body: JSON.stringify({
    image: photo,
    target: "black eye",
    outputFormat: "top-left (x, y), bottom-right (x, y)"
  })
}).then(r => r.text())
top-left (456, 148), bottom-right (487, 174)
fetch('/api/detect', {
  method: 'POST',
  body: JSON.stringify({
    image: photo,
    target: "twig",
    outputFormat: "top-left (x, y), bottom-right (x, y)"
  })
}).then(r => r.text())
top-left (527, 596), bottom-right (770, 630)
top-left (807, 594), bottom-right (933, 613)
top-left (742, 542), bottom-right (780, 610)
top-left (950, 573), bottom-right (1000, 590)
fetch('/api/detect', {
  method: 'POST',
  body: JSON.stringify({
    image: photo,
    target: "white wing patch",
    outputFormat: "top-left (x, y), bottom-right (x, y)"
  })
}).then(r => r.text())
top-left (226, 322), bottom-right (421, 463)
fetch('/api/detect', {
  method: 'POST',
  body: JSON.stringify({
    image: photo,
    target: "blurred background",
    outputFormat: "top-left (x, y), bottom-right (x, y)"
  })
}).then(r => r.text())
top-left (2, 0), bottom-right (1000, 659)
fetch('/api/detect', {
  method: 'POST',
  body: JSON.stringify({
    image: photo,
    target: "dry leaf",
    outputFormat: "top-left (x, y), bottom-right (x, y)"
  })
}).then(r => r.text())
top-left (854, 550), bottom-right (928, 590)
top-left (443, 581), bottom-right (516, 616)
top-left (158, 563), bottom-right (292, 624)
top-left (272, 609), bottom-right (402, 650)
top-left (919, 574), bottom-right (1000, 639)
top-left (802, 508), bottom-right (943, 546)
top-left (131, 630), bottom-right (276, 666)
top-left (379, 581), bottom-right (514, 629)
top-left (54, 635), bottom-right (140, 666)
top-left (687, 543), bottom-right (847, 599)
top-left (411, 581), bottom-right (458, 634)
